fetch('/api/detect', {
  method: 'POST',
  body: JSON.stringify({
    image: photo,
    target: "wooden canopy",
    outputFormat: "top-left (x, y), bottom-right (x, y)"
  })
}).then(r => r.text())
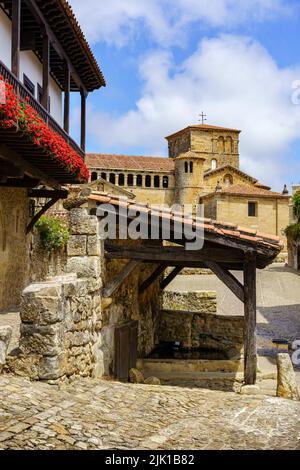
top-left (89, 192), bottom-right (283, 386)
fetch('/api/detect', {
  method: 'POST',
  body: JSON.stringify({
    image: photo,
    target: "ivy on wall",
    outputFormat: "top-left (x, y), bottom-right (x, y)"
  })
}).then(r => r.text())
top-left (285, 190), bottom-right (300, 241)
top-left (35, 216), bottom-right (70, 252)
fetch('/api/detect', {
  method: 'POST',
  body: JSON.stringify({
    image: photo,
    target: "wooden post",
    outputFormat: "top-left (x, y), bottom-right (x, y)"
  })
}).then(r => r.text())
top-left (64, 63), bottom-right (70, 133)
top-left (42, 33), bottom-right (50, 110)
top-left (11, 0), bottom-right (21, 78)
top-left (243, 253), bottom-right (257, 385)
top-left (80, 88), bottom-right (87, 152)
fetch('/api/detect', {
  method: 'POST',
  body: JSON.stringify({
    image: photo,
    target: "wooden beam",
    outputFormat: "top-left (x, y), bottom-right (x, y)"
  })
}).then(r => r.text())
top-left (11, 0), bottom-right (21, 78)
top-left (28, 189), bottom-right (69, 199)
top-left (243, 253), bottom-right (257, 385)
top-left (0, 144), bottom-right (61, 190)
top-left (26, 196), bottom-right (60, 234)
top-left (105, 244), bottom-right (245, 264)
top-left (161, 266), bottom-right (184, 290)
top-left (205, 261), bottom-right (245, 303)
top-left (64, 62), bottom-right (70, 133)
top-left (42, 33), bottom-right (50, 110)
top-left (80, 88), bottom-right (87, 152)
top-left (102, 261), bottom-right (141, 298)
top-left (139, 264), bottom-right (167, 294)
top-left (24, 0), bottom-right (87, 94)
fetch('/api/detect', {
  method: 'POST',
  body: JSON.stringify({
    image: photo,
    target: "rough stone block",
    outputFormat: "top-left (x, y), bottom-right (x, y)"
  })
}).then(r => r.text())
top-left (0, 326), bottom-right (13, 371)
top-left (20, 324), bottom-right (64, 357)
top-left (87, 235), bottom-right (101, 256)
top-left (162, 290), bottom-right (217, 313)
top-left (66, 257), bottom-right (101, 279)
top-left (277, 353), bottom-right (300, 401)
top-left (144, 376), bottom-right (161, 386)
top-left (129, 368), bottom-right (144, 384)
top-left (38, 354), bottom-right (67, 380)
top-left (21, 295), bottom-right (63, 325)
top-left (67, 235), bottom-right (87, 257)
top-left (69, 209), bottom-right (98, 236)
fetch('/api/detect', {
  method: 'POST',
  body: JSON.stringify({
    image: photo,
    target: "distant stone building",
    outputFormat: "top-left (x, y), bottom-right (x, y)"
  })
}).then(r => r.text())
top-left (87, 123), bottom-right (290, 249)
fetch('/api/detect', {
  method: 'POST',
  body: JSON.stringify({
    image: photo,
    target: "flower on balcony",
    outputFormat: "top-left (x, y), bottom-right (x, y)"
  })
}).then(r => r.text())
top-left (0, 76), bottom-right (89, 182)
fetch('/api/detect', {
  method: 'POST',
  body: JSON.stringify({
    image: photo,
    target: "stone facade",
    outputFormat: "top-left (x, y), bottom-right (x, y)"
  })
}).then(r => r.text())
top-left (0, 188), bottom-right (30, 311)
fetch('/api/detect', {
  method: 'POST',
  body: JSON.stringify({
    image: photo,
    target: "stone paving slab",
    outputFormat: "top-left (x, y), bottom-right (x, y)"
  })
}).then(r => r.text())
top-left (0, 375), bottom-right (299, 450)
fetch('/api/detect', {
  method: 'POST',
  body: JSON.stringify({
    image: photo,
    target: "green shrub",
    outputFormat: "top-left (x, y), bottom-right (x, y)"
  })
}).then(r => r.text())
top-left (284, 223), bottom-right (300, 241)
top-left (35, 215), bottom-right (69, 252)
top-left (292, 190), bottom-right (300, 222)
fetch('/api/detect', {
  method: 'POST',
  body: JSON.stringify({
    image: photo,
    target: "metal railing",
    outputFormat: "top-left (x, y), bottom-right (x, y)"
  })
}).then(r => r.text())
top-left (0, 60), bottom-right (85, 159)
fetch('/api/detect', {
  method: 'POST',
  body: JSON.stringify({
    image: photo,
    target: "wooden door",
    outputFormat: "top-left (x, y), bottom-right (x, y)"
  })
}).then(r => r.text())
top-left (114, 321), bottom-right (138, 380)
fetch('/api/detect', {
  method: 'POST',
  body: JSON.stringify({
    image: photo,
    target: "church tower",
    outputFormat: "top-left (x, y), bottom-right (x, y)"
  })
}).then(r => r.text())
top-left (166, 123), bottom-right (241, 205)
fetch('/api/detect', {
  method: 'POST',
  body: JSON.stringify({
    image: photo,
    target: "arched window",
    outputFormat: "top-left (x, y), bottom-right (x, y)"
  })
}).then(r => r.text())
top-left (145, 175), bottom-right (152, 188)
top-left (224, 174), bottom-right (233, 186)
top-left (154, 176), bottom-right (160, 188)
top-left (101, 172), bottom-right (107, 180)
top-left (119, 174), bottom-right (125, 186)
top-left (163, 176), bottom-right (169, 189)
top-left (91, 172), bottom-right (98, 182)
top-left (185, 162), bottom-right (189, 173)
top-left (109, 173), bottom-right (116, 185)
top-left (211, 159), bottom-right (217, 170)
top-left (190, 162), bottom-right (194, 173)
top-left (127, 174), bottom-right (134, 187)
top-left (217, 136), bottom-right (225, 153)
top-left (226, 136), bottom-right (233, 154)
top-left (137, 175), bottom-right (143, 187)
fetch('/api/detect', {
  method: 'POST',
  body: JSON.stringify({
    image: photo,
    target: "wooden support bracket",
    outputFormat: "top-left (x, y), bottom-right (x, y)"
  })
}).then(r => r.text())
top-left (102, 260), bottom-right (142, 298)
top-left (205, 261), bottom-right (245, 303)
top-left (160, 266), bottom-right (184, 290)
top-left (26, 197), bottom-right (60, 234)
top-left (139, 264), bottom-right (167, 294)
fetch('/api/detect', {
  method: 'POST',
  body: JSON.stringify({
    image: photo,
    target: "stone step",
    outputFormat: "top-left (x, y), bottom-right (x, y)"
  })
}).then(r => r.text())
top-left (137, 358), bottom-right (244, 374)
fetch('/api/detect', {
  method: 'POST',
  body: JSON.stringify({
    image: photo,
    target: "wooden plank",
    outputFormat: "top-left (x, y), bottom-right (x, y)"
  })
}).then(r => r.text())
top-left (139, 264), bottom-right (167, 293)
top-left (11, 0), bottom-right (21, 78)
top-left (243, 253), bottom-right (257, 385)
top-left (64, 62), bottom-right (70, 133)
top-left (205, 261), bottom-right (245, 303)
top-left (28, 189), bottom-right (69, 199)
top-left (105, 244), bottom-right (244, 264)
top-left (102, 260), bottom-right (141, 298)
top-left (161, 266), bottom-right (184, 290)
top-left (80, 89), bottom-right (87, 152)
top-left (42, 33), bottom-right (50, 110)
top-left (0, 144), bottom-right (61, 190)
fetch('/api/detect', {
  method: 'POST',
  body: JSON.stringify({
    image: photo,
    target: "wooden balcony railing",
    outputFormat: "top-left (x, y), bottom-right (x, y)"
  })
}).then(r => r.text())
top-left (0, 60), bottom-right (85, 159)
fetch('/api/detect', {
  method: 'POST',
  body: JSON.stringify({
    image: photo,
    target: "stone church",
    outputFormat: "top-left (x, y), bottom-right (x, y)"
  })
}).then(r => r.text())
top-left (86, 123), bottom-right (290, 248)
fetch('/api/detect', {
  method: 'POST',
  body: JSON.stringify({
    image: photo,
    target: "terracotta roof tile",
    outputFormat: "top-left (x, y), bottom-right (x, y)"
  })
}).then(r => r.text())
top-left (86, 154), bottom-right (175, 172)
top-left (88, 192), bottom-right (284, 254)
top-left (204, 184), bottom-right (288, 199)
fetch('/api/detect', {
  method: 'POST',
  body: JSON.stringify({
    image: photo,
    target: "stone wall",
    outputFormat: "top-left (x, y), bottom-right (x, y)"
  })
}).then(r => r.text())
top-left (0, 188), bottom-right (30, 311)
top-left (287, 237), bottom-right (299, 270)
top-left (159, 310), bottom-right (244, 358)
top-left (162, 290), bottom-right (217, 313)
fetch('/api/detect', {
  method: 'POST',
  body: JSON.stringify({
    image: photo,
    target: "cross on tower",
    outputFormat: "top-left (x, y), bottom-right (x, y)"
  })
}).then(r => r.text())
top-left (198, 112), bottom-right (207, 125)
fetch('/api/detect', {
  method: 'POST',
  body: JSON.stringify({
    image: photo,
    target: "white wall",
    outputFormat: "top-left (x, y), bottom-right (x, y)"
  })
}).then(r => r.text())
top-left (0, 8), bottom-right (62, 125)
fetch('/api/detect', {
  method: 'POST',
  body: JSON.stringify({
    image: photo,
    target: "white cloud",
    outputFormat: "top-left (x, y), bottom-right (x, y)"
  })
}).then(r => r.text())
top-left (69, 0), bottom-right (292, 47)
top-left (87, 35), bottom-right (300, 189)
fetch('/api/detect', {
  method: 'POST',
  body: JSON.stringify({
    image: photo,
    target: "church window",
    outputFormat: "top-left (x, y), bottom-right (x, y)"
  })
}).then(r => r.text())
top-left (211, 159), bottom-right (217, 170)
top-left (137, 175), bottom-right (143, 187)
top-left (101, 172), bottom-right (107, 180)
top-left (154, 176), bottom-right (160, 188)
top-left (127, 174), bottom-right (134, 187)
top-left (109, 173), bottom-right (116, 184)
top-left (248, 202), bottom-right (258, 217)
top-left (163, 176), bottom-right (169, 189)
top-left (91, 172), bottom-right (98, 182)
top-left (217, 136), bottom-right (225, 153)
top-left (185, 162), bottom-right (189, 173)
top-left (226, 136), bottom-right (233, 154)
top-left (224, 174), bottom-right (233, 186)
top-left (119, 174), bottom-right (125, 186)
top-left (190, 162), bottom-right (194, 173)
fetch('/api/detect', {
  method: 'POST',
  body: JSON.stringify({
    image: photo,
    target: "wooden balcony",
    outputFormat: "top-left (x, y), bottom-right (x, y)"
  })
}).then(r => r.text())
top-left (0, 60), bottom-right (84, 159)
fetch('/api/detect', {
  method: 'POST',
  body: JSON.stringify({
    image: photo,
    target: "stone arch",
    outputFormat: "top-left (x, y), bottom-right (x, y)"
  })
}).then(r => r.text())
top-left (137, 175), bottom-right (143, 187)
top-left (217, 136), bottom-right (225, 153)
top-left (226, 136), bottom-right (233, 154)
top-left (154, 176), bottom-right (160, 188)
top-left (185, 162), bottom-right (189, 173)
top-left (109, 173), bottom-right (116, 184)
top-left (127, 174), bottom-right (134, 187)
top-left (119, 174), bottom-right (125, 186)
top-left (91, 171), bottom-right (98, 182)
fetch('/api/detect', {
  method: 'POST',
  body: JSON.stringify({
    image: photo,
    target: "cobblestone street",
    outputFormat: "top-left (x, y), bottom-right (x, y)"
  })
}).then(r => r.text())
top-left (0, 375), bottom-right (299, 450)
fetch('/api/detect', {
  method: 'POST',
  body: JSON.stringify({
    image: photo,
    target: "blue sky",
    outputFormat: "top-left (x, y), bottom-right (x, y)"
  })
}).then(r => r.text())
top-left (69, 0), bottom-right (300, 190)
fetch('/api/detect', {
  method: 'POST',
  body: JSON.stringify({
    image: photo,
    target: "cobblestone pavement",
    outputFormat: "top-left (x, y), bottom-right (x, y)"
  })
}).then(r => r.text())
top-left (0, 375), bottom-right (299, 450)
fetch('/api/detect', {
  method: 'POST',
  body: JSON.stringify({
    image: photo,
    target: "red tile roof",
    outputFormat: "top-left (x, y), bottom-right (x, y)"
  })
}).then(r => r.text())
top-left (203, 184), bottom-right (288, 199)
top-left (166, 124), bottom-right (241, 140)
top-left (88, 192), bottom-right (283, 256)
top-left (86, 154), bottom-right (175, 172)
